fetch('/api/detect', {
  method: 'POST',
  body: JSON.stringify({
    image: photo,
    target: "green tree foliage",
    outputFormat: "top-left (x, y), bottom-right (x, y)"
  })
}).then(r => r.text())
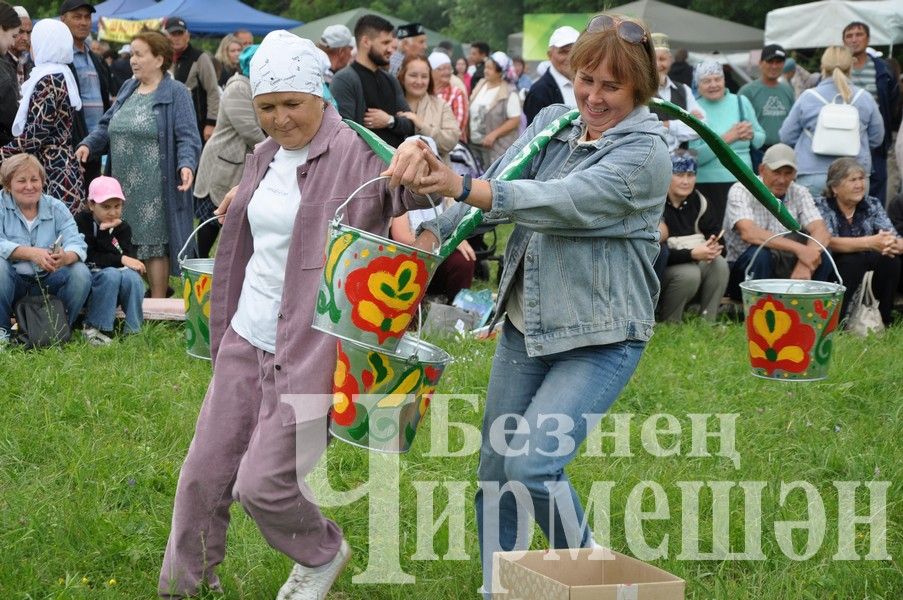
top-left (15, 0), bottom-right (794, 48)
top-left (286, 0), bottom-right (357, 22)
top-left (688, 0), bottom-right (791, 29)
top-left (15, 1), bottom-right (59, 19)
top-left (445, 0), bottom-right (523, 50)
top-left (254, 0), bottom-right (293, 18)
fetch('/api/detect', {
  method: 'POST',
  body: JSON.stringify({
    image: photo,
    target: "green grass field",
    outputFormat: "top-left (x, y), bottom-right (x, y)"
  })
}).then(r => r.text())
top-left (1, 315), bottom-right (901, 598)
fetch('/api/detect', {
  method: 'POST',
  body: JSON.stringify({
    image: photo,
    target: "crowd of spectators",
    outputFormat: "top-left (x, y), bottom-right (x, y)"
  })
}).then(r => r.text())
top-left (1, 3), bottom-right (902, 347)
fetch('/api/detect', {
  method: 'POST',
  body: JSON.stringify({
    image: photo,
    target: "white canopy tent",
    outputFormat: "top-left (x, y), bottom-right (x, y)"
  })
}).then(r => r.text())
top-left (765, 0), bottom-right (903, 49)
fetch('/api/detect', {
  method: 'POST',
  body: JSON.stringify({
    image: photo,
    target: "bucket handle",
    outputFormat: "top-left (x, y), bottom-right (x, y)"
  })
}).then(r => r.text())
top-left (178, 216), bottom-right (221, 265)
top-left (332, 175), bottom-right (445, 251)
top-left (743, 230), bottom-right (843, 286)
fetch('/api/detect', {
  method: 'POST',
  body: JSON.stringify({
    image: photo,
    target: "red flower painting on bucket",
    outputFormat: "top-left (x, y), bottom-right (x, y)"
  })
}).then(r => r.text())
top-left (332, 342), bottom-right (359, 426)
top-left (344, 253), bottom-right (428, 344)
top-left (746, 296), bottom-right (816, 375)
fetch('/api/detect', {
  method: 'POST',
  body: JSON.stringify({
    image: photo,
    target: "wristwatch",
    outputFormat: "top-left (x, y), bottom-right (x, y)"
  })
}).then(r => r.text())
top-left (454, 174), bottom-right (472, 203)
top-left (387, 115), bottom-right (396, 129)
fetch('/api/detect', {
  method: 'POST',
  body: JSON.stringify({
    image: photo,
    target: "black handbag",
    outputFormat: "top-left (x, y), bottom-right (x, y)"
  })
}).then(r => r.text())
top-left (14, 294), bottom-right (72, 349)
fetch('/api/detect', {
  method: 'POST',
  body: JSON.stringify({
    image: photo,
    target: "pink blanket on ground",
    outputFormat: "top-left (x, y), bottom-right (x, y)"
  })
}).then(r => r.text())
top-left (115, 298), bottom-right (185, 321)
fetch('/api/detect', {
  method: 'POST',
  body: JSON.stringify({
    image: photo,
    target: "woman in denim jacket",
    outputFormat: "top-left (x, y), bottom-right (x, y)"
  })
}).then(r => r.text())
top-left (386, 14), bottom-right (671, 596)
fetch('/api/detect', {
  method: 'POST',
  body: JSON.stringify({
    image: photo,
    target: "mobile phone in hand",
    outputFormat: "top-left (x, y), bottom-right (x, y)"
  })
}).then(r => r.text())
top-left (51, 234), bottom-right (63, 254)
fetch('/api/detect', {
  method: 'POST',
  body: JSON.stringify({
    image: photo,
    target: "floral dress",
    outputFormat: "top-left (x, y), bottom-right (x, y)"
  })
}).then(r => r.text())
top-left (1, 73), bottom-right (83, 213)
top-left (109, 91), bottom-right (166, 259)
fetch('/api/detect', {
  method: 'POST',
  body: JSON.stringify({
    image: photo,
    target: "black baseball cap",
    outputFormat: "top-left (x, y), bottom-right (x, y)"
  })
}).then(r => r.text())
top-left (396, 23), bottom-right (425, 39)
top-left (761, 44), bottom-right (787, 62)
top-left (59, 0), bottom-right (96, 15)
top-left (164, 16), bottom-right (188, 34)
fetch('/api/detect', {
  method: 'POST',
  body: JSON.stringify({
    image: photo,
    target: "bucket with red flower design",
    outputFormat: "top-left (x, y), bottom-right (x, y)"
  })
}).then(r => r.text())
top-left (739, 232), bottom-right (845, 381)
top-left (330, 333), bottom-right (452, 453)
top-left (313, 176), bottom-right (444, 352)
top-left (178, 218), bottom-right (219, 360)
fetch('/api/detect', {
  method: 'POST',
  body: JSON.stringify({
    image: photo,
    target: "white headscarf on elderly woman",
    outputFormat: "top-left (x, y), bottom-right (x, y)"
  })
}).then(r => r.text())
top-left (249, 30), bottom-right (324, 98)
top-left (489, 50), bottom-right (516, 83)
top-left (12, 19), bottom-right (82, 136)
top-left (693, 59), bottom-right (723, 87)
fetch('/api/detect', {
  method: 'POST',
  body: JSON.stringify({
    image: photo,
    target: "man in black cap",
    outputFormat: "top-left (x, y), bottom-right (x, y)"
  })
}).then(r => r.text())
top-left (331, 14), bottom-right (414, 147)
top-left (388, 22), bottom-right (426, 76)
top-left (60, 0), bottom-right (111, 188)
top-left (165, 16), bottom-right (220, 142)
top-left (739, 44), bottom-right (796, 172)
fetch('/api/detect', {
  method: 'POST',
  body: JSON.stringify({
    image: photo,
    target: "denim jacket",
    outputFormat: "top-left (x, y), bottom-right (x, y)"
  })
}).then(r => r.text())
top-left (423, 104), bottom-right (670, 356)
top-left (0, 191), bottom-right (87, 275)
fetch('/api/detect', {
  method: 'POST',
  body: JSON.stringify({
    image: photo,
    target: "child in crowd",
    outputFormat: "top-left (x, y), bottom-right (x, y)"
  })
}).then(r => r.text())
top-left (75, 176), bottom-right (145, 344)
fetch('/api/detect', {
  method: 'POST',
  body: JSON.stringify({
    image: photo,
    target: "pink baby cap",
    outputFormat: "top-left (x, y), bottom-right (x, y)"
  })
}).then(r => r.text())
top-left (88, 176), bottom-right (126, 203)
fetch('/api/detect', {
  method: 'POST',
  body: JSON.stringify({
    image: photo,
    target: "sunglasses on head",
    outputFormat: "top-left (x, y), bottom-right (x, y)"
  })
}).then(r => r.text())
top-left (586, 15), bottom-right (648, 45)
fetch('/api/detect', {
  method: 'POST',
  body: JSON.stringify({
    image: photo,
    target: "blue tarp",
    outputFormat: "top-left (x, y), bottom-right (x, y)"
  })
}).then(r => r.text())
top-left (92, 0), bottom-right (158, 27)
top-left (115, 0), bottom-right (302, 36)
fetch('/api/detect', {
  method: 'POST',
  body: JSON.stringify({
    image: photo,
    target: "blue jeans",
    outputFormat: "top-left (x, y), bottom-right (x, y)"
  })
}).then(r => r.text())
top-left (85, 267), bottom-right (145, 333)
top-left (869, 148), bottom-right (887, 204)
top-left (475, 320), bottom-right (646, 596)
top-left (0, 259), bottom-right (91, 334)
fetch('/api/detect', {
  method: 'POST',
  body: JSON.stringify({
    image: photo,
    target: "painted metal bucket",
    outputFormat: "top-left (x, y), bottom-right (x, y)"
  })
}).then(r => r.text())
top-left (313, 176), bottom-right (444, 353)
top-left (178, 217), bottom-right (219, 360)
top-left (330, 333), bottom-right (452, 453)
top-left (739, 232), bottom-right (845, 381)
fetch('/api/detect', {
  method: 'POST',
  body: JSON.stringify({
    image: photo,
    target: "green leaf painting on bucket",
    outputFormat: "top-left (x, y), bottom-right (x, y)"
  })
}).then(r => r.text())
top-left (317, 231), bottom-right (359, 324)
top-left (813, 300), bottom-right (842, 366)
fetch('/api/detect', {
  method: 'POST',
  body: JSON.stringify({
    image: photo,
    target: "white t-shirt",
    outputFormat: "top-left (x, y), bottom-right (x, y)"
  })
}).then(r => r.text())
top-left (231, 146), bottom-right (309, 353)
top-left (469, 84), bottom-right (522, 143)
top-left (549, 65), bottom-right (576, 108)
top-left (407, 200), bottom-right (446, 233)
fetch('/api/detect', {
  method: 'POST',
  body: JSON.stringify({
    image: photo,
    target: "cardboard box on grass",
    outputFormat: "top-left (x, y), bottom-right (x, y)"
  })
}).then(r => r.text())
top-left (496, 548), bottom-right (685, 600)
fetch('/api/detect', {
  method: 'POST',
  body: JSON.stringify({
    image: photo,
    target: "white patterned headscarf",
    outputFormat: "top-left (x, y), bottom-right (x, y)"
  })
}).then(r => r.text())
top-left (489, 51), bottom-right (516, 83)
top-left (13, 19), bottom-right (82, 136)
top-left (250, 30), bottom-right (323, 98)
top-left (694, 59), bottom-right (723, 86)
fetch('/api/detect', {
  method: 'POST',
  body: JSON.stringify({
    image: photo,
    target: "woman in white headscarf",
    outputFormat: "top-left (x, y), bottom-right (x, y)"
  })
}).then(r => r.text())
top-left (158, 30), bottom-right (430, 600)
top-left (469, 50), bottom-right (522, 168)
top-left (0, 18), bottom-right (83, 214)
top-left (430, 50), bottom-right (469, 141)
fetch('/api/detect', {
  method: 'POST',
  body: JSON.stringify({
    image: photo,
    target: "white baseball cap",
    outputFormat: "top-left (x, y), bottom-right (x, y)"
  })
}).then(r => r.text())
top-left (548, 26), bottom-right (579, 49)
top-left (320, 24), bottom-right (353, 49)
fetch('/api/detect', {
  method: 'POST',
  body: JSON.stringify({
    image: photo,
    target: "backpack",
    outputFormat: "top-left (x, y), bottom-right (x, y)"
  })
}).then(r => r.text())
top-left (14, 294), bottom-right (72, 349)
top-left (804, 89), bottom-right (865, 157)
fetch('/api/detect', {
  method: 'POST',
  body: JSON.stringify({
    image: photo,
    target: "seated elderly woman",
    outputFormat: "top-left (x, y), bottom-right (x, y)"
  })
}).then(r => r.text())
top-left (0, 153), bottom-right (90, 343)
top-left (157, 31), bottom-right (431, 600)
top-left (658, 151), bottom-right (728, 322)
top-left (814, 157), bottom-right (902, 325)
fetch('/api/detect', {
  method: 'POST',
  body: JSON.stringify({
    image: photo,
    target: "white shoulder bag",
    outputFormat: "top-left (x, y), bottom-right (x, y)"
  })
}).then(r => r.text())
top-left (846, 270), bottom-right (884, 336)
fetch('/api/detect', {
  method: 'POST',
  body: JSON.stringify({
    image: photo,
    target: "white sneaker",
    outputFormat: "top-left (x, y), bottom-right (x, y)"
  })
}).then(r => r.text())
top-left (275, 539), bottom-right (351, 600)
top-left (82, 326), bottom-right (113, 346)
